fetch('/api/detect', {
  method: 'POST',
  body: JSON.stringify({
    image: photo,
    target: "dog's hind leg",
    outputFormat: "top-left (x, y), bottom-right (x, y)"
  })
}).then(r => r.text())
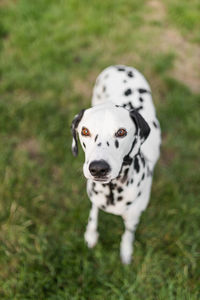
top-left (84, 203), bottom-right (99, 248)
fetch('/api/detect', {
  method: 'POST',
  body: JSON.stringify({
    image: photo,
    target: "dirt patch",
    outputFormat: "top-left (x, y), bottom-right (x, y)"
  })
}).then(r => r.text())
top-left (18, 138), bottom-right (43, 161)
top-left (72, 70), bottom-right (100, 105)
top-left (116, 52), bottom-right (141, 68)
top-left (0, 0), bottom-right (8, 6)
top-left (52, 165), bottom-right (63, 182)
top-left (147, 0), bottom-right (166, 22)
top-left (147, 0), bottom-right (200, 93)
top-left (73, 78), bottom-right (92, 101)
top-left (160, 28), bottom-right (200, 93)
top-left (0, 0), bottom-right (17, 7)
top-left (160, 147), bottom-right (176, 166)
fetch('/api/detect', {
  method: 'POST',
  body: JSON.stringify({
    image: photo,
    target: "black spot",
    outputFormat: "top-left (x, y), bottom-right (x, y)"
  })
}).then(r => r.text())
top-left (126, 201), bottom-right (132, 205)
top-left (101, 205), bottom-right (106, 210)
top-left (129, 138), bottom-right (137, 154)
top-left (130, 179), bottom-right (134, 184)
top-left (139, 97), bottom-right (144, 102)
top-left (118, 196), bottom-right (123, 201)
top-left (122, 138), bottom-right (137, 167)
top-left (138, 88), bottom-right (150, 94)
top-left (123, 155), bottom-right (133, 166)
top-left (71, 109), bottom-right (86, 157)
top-left (117, 187), bottom-right (123, 193)
top-left (153, 121), bottom-right (158, 128)
top-left (121, 168), bottom-right (129, 183)
top-left (135, 105), bottom-right (143, 112)
top-left (106, 182), bottom-right (115, 205)
top-left (141, 173), bottom-right (145, 180)
top-left (92, 182), bottom-right (99, 195)
top-left (137, 191), bottom-right (142, 197)
top-left (115, 140), bottom-right (119, 148)
top-left (94, 134), bottom-right (98, 142)
top-left (124, 89), bottom-right (132, 96)
top-left (115, 105), bottom-right (120, 107)
top-left (102, 85), bottom-right (106, 92)
top-left (83, 142), bottom-right (86, 148)
top-left (117, 67), bottom-right (125, 71)
top-left (107, 141), bottom-right (110, 146)
top-left (122, 103), bottom-right (127, 108)
top-left (137, 181), bottom-right (141, 187)
top-left (141, 155), bottom-right (145, 167)
top-left (97, 142), bottom-right (102, 147)
top-left (126, 181), bottom-right (129, 186)
top-left (102, 184), bottom-right (107, 187)
top-left (127, 71), bottom-right (134, 78)
top-left (128, 102), bottom-right (134, 109)
top-left (134, 156), bottom-right (140, 173)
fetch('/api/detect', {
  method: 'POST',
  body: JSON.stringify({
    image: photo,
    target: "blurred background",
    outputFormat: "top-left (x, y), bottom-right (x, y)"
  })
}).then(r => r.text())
top-left (0, 0), bottom-right (200, 299)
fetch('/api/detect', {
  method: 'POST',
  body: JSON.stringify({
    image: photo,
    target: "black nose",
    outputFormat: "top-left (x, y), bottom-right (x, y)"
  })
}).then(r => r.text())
top-left (89, 160), bottom-right (111, 177)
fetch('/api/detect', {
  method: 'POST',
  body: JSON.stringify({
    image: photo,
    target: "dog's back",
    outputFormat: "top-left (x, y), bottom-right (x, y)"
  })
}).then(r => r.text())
top-left (92, 65), bottom-right (161, 167)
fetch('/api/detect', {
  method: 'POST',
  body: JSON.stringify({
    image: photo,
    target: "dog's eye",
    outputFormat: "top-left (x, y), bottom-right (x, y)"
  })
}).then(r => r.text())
top-left (81, 127), bottom-right (91, 136)
top-left (115, 128), bottom-right (127, 137)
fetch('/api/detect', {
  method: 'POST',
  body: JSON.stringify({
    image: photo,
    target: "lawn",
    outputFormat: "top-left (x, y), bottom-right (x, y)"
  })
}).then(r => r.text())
top-left (0, 0), bottom-right (200, 299)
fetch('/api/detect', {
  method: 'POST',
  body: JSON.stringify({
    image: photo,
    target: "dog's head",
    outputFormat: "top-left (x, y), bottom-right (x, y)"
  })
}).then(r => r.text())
top-left (71, 102), bottom-right (150, 183)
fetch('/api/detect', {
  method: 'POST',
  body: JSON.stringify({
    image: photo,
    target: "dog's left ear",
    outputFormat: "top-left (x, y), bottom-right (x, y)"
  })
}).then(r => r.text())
top-left (71, 109), bottom-right (85, 157)
top-left (130, 109), bottom-right (150, 142)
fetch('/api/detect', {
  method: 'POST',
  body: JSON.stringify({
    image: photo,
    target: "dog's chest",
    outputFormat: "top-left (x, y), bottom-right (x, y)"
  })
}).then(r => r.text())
top-left (87, 160), bottom-right (148, 216)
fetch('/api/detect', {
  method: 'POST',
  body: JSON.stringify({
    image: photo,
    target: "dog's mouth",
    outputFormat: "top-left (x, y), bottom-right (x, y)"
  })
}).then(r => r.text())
top-left (93, 177), bottom-right (110, 183)
top-left (91, 175), bottom-right (112, 183)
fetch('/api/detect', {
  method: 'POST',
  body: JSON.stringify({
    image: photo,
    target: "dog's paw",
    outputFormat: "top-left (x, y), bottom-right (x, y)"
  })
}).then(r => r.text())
top-left (84, 230), bottom-right (99, 248)
top-left (120, 251), bottom-right (132, 265)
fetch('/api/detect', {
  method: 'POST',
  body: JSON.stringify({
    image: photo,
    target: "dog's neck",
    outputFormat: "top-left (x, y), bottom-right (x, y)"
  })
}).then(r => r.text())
top-left (106, 149), bottom-right (145, 190)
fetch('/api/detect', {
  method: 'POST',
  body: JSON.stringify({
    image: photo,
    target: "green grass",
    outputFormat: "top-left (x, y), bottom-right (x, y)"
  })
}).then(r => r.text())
top-left (0, 0), bottom-right (200, 299)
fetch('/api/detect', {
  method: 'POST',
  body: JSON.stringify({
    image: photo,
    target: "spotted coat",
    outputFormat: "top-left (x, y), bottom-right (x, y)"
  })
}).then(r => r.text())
top-left (71, 65), bottom-right (161, 264)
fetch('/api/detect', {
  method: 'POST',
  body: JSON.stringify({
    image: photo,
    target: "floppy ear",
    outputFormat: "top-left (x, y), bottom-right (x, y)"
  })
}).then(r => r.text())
top-left (71, 109), bottom-right (85, 156)
top-left (130, 109), bottom-right (150, 142)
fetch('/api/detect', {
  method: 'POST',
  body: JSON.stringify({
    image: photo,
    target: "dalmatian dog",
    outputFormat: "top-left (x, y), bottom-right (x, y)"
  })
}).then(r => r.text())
top-left (71, 65), bottom-right (161, 264)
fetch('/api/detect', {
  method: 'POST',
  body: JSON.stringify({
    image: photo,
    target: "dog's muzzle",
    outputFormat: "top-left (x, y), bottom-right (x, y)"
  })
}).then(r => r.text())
top-left (89, 160), bottom-right (111, 181)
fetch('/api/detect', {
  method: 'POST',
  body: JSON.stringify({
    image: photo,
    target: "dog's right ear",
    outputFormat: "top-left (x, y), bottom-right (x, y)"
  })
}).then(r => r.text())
top-left (71, 109), bottom-right (85, 157)
top-left (129, 109), bottom-right (150, 142)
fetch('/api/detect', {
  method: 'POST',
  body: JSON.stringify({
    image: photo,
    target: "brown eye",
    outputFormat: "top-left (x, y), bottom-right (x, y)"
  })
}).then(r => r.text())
top-left (115, 128), bottom-right (127, 137)
top-left (81, 127), bottom-right (91, 136)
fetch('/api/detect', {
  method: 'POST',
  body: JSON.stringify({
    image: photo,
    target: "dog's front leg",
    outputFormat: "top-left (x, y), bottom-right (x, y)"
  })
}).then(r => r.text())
top-left (120, 211), bottom-right (141, 264)
top-left (84, 203), bottom-right (99, 248)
